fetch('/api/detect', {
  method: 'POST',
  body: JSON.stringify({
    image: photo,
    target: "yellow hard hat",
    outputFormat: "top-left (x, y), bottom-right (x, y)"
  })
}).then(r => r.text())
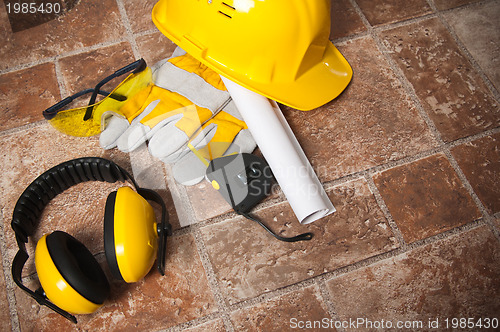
top-left (152, 0), bottom-right (352, 111)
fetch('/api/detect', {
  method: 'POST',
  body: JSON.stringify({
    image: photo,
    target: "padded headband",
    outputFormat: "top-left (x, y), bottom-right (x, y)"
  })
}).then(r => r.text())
top-left (12, 157), bottom-right (138, 245)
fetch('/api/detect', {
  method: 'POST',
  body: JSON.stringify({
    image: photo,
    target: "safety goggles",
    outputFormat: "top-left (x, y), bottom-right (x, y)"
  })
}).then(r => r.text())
top-left (43, 59), bottom-right (152, 137)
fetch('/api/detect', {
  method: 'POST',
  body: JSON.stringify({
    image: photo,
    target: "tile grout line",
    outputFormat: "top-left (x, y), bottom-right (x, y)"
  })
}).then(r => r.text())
top-left (0, 119), bottom-right (48, 138)
top-left (442, 148), bottom-right (500, 242)
top-left (163, 164), bottom-right (199, 228)
top-left (114, 0), bottom-right (142, 60)
top-left (426, 0), bottom-right (500, 242)
top-left (190, 224), bottom-right (236, 332)
top-left (363, 173), bottom-right (408, 249)
top-left (333, 10), bottom-right (441, 45)
top-left (315, 278), bottom-right (347, 332)
top-left (54, 57), bottom-right (67, 99)
top-left (163, 311), bottom-right (228, 332)
top-left (214, 246), bottom-right (407, 319)
top-left (403, 218), bottom-right (487, 252)
top-left (426, 0), bottom-right (500, 102)
top-left (444, 126), bottom-right (500, 149)
top-left (0, 38), bottom-right (129, 76)
top-left (0, 26), bottom-right (161, 77)
top-left (365, 18), bottom-right (447, 148)
top-left (318, 219), bottom-right (486, 285)
top-left (133, 28), bottom-right (161, 38)
top-left (224, 274), bottom-right (319, 313)
top-left (0, 209), bottom-right (21, 332)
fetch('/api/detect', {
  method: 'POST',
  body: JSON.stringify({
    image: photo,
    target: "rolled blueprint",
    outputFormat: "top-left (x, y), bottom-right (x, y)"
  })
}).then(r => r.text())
top-left (221, 77), bottom-right (335, 224)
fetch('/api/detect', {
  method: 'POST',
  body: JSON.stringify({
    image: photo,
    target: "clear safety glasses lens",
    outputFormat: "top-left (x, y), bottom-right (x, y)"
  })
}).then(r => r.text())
top-left (43, 59), bottom-right (152, 137)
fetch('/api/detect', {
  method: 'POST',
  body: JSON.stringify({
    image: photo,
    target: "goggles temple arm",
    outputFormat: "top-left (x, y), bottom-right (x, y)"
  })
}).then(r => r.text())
top-left (84, 58), bottom-right (147, 121)
top-left (42, 88), bottom-right (118, 120)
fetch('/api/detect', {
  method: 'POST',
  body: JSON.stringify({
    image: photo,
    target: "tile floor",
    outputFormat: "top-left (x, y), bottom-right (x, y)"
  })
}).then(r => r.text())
top-left (0, 0), bottom-right (499, 331)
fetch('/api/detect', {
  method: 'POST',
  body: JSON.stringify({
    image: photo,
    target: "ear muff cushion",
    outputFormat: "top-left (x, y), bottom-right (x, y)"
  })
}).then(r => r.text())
top-left (45, 231), bottom-right (110, 304)
top-left (104, 191), bottom-right (123, 281)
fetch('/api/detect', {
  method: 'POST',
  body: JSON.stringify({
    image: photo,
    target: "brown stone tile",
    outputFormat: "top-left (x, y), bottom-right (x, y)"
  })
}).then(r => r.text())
top-left (0, 63), bottom-right (59, 131)
top-left (355, 0), bottom-right (432, 26)
top-left (434, 0), bottom-right (481, 11)
top-left (0, 247), bottom-right (12, 331)
top-left (0, 0), bottom-right (126, 70)
top-left (330, 0), bottom-right (366, 40)
top-left (380, 18), bottom-right (500, 142)
top-left (283, 37), bottom-right (436, 182)
top-left (494, 215), bottom-right (500, 231)
top-left (201, 178), bottom-right (398, 304)
top-left (374, 153), bottom-right (481, 243)
top-left (451, 133), bottom-right (500, 214)
top-left (128, 145), bottom-right (182, 230)
top-left (326, 226), bottom-right (500, 329)
top-left (0, 124), bottom-right (174, 277)
top-left (136, 31), bottom-right (178, 66)
top-left (58, 43), bottom-right (135, 95)
top-left (185, 319), bottom-right (226, 332)
top-left (186, 180), bottom-right (232, 222)
top-left (3, 0), bottom-right (79, 33)
top-left (444, 1), bottom-right (500, 91)
top-left (230, 285), bottom-right (332, 332)
top-left (122, 0), bottom-right (158, 33)
top-left (15, 234), bottom-right (217, 331)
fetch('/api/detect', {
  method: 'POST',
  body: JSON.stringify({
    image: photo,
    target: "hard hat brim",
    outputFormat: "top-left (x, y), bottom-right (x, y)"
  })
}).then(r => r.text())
top-left (235, 43), bottom-right (353, 111)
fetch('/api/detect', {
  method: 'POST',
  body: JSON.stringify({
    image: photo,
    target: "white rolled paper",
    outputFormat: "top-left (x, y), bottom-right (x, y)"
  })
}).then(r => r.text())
top-left (221, 76), bottom-right (335, 224)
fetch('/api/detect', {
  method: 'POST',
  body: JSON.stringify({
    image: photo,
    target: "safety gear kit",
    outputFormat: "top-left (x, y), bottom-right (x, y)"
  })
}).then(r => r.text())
top-left (21, 55), bottom-right (312, 323)
top-left (11, 157), bottom-right (172, 323)
top-left (41, 52), bottom-right (313, 239)
top-left (15, 0), bottom-right (354, 322)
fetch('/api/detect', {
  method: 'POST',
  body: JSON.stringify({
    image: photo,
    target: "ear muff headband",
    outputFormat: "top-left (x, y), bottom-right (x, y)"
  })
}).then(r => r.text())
top-left (10, 157), bottom-right (170, 324)
top-left (12, 157), bottom-right (134, 244)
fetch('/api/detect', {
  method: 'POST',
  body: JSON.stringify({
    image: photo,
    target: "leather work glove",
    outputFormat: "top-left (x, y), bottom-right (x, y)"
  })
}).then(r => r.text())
top-left (99, 49), bottom-right (256, 185)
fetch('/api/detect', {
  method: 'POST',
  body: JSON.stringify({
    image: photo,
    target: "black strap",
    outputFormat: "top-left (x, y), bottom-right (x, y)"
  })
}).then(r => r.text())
top-left (214, 154), bottom-right (313, 243)
top-left (136, 188), bottom-right (172, 275)
top-left (12, 250), bottom-right (77, 323)
top-left (237, 211), bottom-right (313, 243)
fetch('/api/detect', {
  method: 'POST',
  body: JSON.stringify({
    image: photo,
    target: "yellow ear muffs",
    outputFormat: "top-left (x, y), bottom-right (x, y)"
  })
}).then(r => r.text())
top-left (34, 231), bottom-right (110, 314)
top-left (104, 187), bottom-right (158, 283)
